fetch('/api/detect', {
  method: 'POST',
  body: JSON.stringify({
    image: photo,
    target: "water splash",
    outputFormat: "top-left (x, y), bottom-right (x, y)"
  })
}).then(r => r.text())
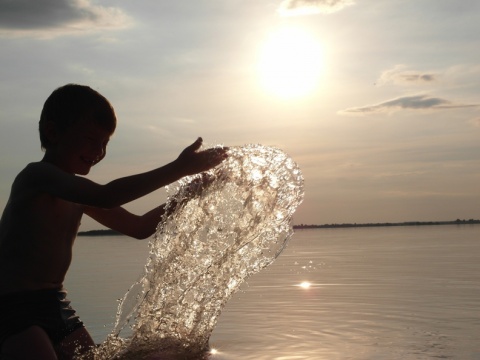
top-left (94, 144), bottom-right (304, 359)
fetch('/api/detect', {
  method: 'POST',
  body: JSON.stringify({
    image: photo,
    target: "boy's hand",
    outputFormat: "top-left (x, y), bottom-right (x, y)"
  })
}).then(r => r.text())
top-left (184, 172), bottom-right (215, 197)
top-left (175, 137), bottom-right (228, 177)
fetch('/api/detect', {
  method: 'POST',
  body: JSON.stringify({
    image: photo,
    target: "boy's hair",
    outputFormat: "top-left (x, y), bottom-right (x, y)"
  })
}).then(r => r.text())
top-left (39, 84), bottom-right (117, 150)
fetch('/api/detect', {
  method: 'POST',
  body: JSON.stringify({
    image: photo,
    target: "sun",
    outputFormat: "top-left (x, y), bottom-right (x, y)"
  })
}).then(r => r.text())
top-left (257, 27), bottom-right (324, 99)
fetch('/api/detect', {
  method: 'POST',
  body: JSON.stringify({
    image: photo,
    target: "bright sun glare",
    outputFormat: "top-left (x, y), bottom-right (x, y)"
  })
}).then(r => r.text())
top-left (299, 281), bottom-right (312, 289)
top-left (257, 27), bottom-right (324, 99)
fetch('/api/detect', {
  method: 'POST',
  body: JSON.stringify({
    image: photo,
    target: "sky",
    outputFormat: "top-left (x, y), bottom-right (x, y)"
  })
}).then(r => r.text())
top-left (0, 0), bottom-right (479, 231)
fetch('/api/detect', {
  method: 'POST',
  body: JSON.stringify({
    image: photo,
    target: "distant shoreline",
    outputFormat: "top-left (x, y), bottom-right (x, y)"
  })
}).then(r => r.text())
top-left (293, 219), bottom-right (480, 229)
top-left (78, 219), bottom-right (479, 236)
top-left (77, 229), bottom-right (122, 236)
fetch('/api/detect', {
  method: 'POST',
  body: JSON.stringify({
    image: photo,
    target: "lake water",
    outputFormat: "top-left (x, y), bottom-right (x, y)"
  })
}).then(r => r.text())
top-left (65, 225), bottom-right (480, 359)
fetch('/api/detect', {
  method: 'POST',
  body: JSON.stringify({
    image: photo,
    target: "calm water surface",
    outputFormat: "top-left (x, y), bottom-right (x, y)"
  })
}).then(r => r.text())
top-left (66, 225), bottom-right (480, 359)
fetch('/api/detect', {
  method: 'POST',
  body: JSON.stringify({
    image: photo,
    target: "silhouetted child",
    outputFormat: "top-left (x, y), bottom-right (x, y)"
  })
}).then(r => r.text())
top-left (0, 84), bottom-right (227, 359)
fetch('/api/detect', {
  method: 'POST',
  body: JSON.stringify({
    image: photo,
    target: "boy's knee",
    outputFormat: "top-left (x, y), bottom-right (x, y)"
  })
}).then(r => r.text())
top-left (1, 326), bottom-right (57, 360)
top-left (55, 326), bottom-right (95, 359)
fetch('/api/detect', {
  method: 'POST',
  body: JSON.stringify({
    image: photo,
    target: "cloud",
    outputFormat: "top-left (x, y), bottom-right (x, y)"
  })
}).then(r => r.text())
top-left (277, 0), bottom-right (355, 16)
top-left (377, 65), bottom-right (438, 86)
top-left (339, 94), bottom-right (478, 115)
top-left (0, 0), bottom-right (131, 38)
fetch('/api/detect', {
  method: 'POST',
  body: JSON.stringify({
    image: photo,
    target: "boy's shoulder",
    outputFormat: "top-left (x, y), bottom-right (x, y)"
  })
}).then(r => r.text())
top-left (17, 161), bottom-right (63, 179)
top-left (8, 162), bottom-right (77, 212)
top-left (12, 162), bottom-right (59, 195)
top-left (23, 161), bottom-right (54, 171)
top-left (18, 161), bottom-right (48, 173)
top-left (15, 162), bottom-right (47, 183)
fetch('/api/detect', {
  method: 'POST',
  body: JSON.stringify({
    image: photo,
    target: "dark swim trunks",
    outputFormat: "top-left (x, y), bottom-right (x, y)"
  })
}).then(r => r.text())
top-left (0, 288), bottom-right (84, 347)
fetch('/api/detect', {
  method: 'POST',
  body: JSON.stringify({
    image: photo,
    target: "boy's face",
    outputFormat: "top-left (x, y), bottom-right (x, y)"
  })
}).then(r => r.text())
top-left (52, 120), bottom-right (113, 175)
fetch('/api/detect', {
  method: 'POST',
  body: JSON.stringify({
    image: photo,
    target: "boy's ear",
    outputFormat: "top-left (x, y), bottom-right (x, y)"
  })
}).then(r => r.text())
top-left (43, 121), bottom-right (59, 145)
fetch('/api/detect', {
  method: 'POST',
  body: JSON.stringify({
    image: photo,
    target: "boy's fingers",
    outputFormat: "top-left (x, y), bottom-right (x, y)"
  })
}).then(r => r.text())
top-left (189, 137), bottom-right (203, 152)
top-left (182, 137), bottom-right (203, 155)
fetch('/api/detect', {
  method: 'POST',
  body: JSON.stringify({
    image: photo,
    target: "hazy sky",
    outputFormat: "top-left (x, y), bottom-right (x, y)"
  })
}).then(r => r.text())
top-left (0, 0), bottom-right (479, 230)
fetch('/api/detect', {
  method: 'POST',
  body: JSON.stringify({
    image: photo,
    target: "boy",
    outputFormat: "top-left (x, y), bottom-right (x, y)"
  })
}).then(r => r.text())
top-left (0, 84), bottom-right (227, 359)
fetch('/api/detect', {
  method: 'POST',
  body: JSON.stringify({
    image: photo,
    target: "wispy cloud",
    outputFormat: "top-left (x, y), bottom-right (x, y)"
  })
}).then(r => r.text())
top-left (277, 0), bottom-right (355, 16)
top-left (0, 0), bottom-right (132, 38)
top-left (339, 94), bottom-right (478, 115)
top-left (377, 65), bottom-right (438, 86)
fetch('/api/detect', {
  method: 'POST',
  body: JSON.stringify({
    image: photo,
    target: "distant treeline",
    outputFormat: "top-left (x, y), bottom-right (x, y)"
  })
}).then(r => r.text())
top-left (78, 219), bottom-right (480, 236)
top-left (77, 229), bottom-right (122, 236)
top-left (293, 219), bottom-right (480, 229)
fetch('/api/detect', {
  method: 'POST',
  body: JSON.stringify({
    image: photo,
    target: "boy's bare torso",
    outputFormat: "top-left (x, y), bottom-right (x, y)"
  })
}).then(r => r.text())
top-left (0, 164), bottom-right (83, 295)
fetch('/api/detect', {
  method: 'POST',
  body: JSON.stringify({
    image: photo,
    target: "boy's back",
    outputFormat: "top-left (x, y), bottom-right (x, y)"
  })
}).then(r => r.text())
top-left (0, 162), bottom-right (83, 295)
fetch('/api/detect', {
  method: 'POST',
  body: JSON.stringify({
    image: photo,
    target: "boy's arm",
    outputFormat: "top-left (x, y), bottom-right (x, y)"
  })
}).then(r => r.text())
top-left (84, 203), bottom-right (177, 239)
top-left (23, 138), bottom-right (226, 209)
top-left (84, 173), bottom-right (208, 239)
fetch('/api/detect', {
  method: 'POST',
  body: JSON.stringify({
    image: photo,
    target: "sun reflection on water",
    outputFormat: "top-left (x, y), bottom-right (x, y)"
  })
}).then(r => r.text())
top-left (298, 281), bottom-right (312, 289)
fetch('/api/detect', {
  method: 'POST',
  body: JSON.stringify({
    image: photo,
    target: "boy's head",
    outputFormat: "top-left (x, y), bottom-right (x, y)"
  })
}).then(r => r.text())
top-left (39, 84), bottom-right (117, 151)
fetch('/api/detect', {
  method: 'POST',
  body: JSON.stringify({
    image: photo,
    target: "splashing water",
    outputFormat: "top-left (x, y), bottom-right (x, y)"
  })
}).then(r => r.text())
top-left (93, 144), bottom-right (304, 359)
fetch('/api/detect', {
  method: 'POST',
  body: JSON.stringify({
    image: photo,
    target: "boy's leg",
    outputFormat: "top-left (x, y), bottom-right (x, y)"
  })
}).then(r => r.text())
top-left (1, 325), bottom-right (58, 360)
top-left (54, 327), bottom-right (95, 360)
